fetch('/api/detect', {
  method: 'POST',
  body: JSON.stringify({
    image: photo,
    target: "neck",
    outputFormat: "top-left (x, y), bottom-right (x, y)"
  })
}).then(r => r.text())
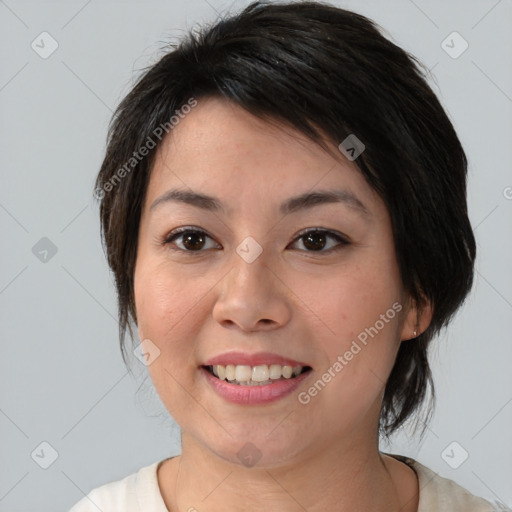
top-left (158, 425), bottom-right (418, 511)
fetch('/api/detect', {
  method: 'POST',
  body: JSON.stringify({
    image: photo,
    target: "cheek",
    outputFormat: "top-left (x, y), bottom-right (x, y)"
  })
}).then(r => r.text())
top-left (135, 259), bottom-right (196, 338)
top-left (307, 254), bottom-right (403, 346)
top-left (134, 261), bottom-right (207, 420)
top-left (298, 256), bottom-right (404, 418)
top-left (134, 261), bottom-right (206, 380)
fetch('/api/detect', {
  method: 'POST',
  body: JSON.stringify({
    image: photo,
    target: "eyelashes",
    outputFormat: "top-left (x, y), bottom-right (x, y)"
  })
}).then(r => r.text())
top-left (164, 227), bottom-right (221, 252)
top-left (162, 226), bottom-right (350, 255)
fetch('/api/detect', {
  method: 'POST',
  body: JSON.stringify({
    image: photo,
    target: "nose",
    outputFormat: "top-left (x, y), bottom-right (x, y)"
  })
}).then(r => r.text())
top-left (212, 250), bottom-right (292, 333)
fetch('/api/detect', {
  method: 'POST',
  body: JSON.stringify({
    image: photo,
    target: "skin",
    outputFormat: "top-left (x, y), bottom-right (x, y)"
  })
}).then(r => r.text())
top-left (134, 96), bottom-right (433, 512)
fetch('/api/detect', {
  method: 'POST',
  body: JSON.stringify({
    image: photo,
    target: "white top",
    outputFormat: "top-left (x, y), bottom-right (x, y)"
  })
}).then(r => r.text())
top-left (69, 454), bottom-right (505, 511)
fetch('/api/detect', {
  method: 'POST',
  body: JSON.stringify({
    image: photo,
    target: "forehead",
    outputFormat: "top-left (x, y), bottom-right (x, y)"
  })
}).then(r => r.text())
top-left (145, 97), bottom-right (382, 216)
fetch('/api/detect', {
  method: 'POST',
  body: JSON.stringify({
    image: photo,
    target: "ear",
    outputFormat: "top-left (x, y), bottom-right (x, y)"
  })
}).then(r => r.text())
top-left (400, 294), bottom-right (433, 341)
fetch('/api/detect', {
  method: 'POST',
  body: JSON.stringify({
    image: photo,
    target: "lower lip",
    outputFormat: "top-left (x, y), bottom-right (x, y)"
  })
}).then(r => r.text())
top-left (201, 367), bottom-right (311, 405)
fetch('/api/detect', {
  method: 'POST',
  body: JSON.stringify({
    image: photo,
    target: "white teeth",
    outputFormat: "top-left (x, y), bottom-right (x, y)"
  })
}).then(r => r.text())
top-left (216, 365), bottom-right (226, 380)
top-left (208, 363), bottom-right (306, 384)
top-left (269, 364), bottom-right (282, 379)
top-left (252, 365), bottom-right (269, 382)
top-left (225, 364), bottom-right (236, 381)
top-left (235, 365), bottom-right (252, 382)
top-left (282, 365), bottom-right (293, 379)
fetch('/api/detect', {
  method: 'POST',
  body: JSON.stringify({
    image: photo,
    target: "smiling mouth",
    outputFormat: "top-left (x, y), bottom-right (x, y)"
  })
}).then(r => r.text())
top-left (202, 364), bottom-right (313, 386)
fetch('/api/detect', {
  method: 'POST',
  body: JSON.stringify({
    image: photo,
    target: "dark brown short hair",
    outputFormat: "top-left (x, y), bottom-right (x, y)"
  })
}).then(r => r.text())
top-left (94, 0), bottom-right (476, 438)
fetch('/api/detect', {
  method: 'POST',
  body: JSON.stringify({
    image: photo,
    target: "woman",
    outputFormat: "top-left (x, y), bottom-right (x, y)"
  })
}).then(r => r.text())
top-left (69, 1), bottom-right (504, 510)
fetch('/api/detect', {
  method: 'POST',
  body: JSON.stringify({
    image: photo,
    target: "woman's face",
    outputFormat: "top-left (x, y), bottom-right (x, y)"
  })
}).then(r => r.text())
top-left (134, 97), bottom-right (420, 466)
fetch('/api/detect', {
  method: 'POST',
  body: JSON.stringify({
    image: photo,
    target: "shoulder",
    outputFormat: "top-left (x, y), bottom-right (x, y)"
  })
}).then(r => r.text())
top-left (389, 453), bottom-right (509, 512)
top-left (68, 460), bottom-right (168, 512)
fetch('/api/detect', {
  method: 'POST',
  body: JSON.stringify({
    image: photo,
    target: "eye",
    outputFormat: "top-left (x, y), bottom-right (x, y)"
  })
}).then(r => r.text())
top-left (163, 227), bottom-right (220, 252)
top-left (289, 228), bottom-right (350, 253)
top-left (162, 227), bottom-right (350, 254)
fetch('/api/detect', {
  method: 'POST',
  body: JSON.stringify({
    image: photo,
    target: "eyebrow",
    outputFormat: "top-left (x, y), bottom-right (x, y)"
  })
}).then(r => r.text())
top-left (149, 188), bottom-right (370, 217)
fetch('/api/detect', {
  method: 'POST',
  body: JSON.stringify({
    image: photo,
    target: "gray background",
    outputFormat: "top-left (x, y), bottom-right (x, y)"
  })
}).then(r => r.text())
top-left (0, 0), bottom-right (511, 510)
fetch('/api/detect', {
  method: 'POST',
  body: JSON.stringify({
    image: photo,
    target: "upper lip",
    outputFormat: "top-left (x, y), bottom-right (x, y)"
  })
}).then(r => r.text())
top-left (203, 351), bottom-right (310, 368)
